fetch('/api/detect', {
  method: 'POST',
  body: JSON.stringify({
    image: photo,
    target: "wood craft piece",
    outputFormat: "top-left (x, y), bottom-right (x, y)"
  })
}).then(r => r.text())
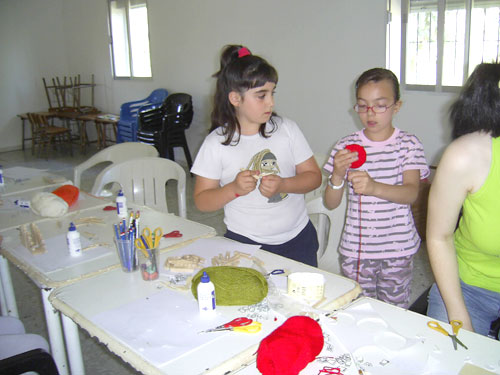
top-left (74, 217), bottom-right (105, 226)
top-left (19, 223), bottom-right (46, 254)
top-left (211, 251), bottom-right (253, 266)
top-left (164, 254), bottom-right (205, 273)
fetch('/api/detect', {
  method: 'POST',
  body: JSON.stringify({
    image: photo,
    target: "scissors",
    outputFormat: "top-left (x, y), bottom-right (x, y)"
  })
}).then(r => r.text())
top-left (427, 320), bottom-right (468, 350)
top-left (163, 230), bottom-right (182, 238)
top-left (318, 367), bottom-right (343, 375)
top-left (141, 227), bottom-right (163, 248)
top-left (200, 317), bottom-right (262, 334)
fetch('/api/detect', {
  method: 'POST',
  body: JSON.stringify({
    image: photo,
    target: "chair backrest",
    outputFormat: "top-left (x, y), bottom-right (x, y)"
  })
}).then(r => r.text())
top-left (163, 93), bottom-right (193, 129)
top-left (306, 190), bottom-right (347, 275)
top-left (90, 157), bottom-right (187, 217)
top-left (0, 316), bottom-right (59, 375)
top-left (73, 142), bottom-right (159, 189)
top-left (26, 113), bottom-right (48, 135)
top-left (119, 89), bottom-right (168, 123)
top-left (138, 104), bottom-right (165, 132)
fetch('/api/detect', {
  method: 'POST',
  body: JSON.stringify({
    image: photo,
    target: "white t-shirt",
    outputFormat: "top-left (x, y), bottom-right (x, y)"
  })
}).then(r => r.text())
top-left (191, 117), bottom-right (313, 244)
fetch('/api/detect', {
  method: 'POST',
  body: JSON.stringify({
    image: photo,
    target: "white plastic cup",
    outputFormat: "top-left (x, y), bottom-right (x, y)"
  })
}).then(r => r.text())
top-left (287, 272), bottom-right (325, 302)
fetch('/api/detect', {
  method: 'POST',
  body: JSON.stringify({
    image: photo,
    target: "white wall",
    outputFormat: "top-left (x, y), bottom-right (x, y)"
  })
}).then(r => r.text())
top-left (0, 0), bottom-right (452, 165)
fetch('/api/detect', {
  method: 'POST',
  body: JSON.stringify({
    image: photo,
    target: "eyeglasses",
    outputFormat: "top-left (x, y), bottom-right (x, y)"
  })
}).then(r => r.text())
top-left (353, 103), bottom-right (396, 113)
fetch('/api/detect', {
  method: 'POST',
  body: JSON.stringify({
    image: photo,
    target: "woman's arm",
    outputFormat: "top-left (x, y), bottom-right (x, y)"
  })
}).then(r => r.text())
top-left (426, 133), bottom-right (491, 331)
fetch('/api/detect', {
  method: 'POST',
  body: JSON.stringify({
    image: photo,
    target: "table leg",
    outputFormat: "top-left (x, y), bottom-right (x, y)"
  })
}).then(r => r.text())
top-left (95, 122), bottom-right (103, 149)
top-left (41, 288), bottom-right (69, 375)
top-left (21, 118), bottom-right (26, 151)
top-left (0, 255), bottom-right (19, 317)
top-left (61, 313), bottom-right (86, 375)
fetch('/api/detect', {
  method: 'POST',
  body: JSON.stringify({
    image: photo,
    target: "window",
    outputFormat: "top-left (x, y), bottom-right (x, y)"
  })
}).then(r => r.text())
top-left (396, 0), bottom-right (500, 89)
top-left (108, 0), bottom-right (152, 78)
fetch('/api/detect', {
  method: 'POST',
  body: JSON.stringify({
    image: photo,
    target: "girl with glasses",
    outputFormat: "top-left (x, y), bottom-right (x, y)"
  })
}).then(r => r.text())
top-left (191, 45), bottom-right (322, 266)
top-left (323, 68), bottom-right (430, 308)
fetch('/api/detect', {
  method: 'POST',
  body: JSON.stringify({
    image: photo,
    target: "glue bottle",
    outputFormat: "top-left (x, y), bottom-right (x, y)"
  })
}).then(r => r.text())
top-left (116, 190), bottom-right (127, 219)
top-left (67, 222), bottom-right (82, 257)
top-left (197, 271), bottom-right (216, 316)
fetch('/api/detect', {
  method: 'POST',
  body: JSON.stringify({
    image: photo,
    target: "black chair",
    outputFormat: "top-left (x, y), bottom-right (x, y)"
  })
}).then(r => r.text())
top-left (137, 102), bottom-right (165, 156)
top-left (0, 349), bottom-right (59, 375)
top-left (162, 93), bottom-right (194, 169)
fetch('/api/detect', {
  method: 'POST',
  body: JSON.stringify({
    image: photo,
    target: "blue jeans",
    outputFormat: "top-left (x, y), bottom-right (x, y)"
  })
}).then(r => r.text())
top-left (224, 220), bottom-right (319, 267)
top-left (427, 280), bottom-right (500, 336)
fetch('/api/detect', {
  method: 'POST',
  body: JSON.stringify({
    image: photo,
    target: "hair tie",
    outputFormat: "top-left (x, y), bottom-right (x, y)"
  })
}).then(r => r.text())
top-left (238, 47), bottom-right (251, 58)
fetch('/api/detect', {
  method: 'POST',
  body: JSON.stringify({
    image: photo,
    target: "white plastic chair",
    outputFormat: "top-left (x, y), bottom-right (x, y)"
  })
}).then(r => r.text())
top-left (73, 142), bottom-right (159, 189)
top-left (0, 316), bottom-right (59, 374)
top-left (91, 157), bottom-right (187, 218)
top-left (306, 189), bottom-right (347, 275)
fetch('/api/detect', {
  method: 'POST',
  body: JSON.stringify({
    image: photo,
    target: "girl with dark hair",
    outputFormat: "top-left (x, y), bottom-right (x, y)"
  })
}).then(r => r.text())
top-left (427, 63), bottom-right (500, 336)
top-left (191, 45), bottom-right (322, 266)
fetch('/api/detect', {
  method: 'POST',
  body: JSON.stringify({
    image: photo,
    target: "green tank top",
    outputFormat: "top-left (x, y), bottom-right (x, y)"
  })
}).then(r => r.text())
top-left (454, 136), bottom-right (500, 293)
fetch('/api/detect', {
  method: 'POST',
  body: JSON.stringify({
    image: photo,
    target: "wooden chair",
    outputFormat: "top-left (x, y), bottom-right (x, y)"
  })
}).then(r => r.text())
top-left (26, 113), bottom-right (72, 159)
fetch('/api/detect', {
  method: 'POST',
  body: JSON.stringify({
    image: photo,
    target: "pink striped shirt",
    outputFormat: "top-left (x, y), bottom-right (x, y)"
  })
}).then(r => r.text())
top-left (324, 128), bottom-right (430, 259)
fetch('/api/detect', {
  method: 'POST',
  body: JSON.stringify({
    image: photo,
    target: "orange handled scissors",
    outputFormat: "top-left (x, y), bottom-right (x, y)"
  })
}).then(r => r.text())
top-left (427, 320), bottom-right (468, 350)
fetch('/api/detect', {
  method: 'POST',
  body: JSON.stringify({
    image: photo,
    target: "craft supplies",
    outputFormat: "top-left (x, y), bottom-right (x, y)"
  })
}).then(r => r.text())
top-left (116, 190), bottom-right (127, 219)
top-left (200, 317), bottom-right (262, 334)
top-left (0, 165), bottom-right (4, 187)
top-left (197, 271), bottom-right (216, 316)
top-left (211, 250), bottom-right (252, 266)
top-left (191, 267), bottom-right (268, 306)
top-left (14, 199), bottom-right (30, 209)
top-left (30, 191), bottom-right (68, 217)
top-left (165, 254), bottom-right (205, 273)
top-left (139, 246), bottom-right (159, 281)
top-left (19, 223), bottom-right (46, 254)
top-left (163, 230), bottom-right (182, 238)
top-left (113, 217), bottom-right (138, 272)
top-left (52, 185), bottom-right (79, 206)
top-left (67, 222), bottom-right (82, 257)
top-left (257, 316), bottom-right (324, 375)
top-left (427, 320), bottom-right (468, 350)
top-left (287, 272), bottom-right (325, 303)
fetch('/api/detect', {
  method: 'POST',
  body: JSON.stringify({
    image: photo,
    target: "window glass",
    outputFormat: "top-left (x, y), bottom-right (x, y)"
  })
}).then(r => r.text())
top-left (108, 0), bottom-right (152, 78)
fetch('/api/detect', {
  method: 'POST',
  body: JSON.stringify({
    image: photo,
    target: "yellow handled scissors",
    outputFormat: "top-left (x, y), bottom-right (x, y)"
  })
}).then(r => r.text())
top-left (427, 320), bottom-right (468, 350)
top-left (140, 227), bottom-right (163, 249)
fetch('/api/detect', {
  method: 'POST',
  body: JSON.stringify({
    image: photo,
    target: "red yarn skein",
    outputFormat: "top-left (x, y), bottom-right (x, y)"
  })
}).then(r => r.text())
top-left (345, 144), bottom-right (366, 168)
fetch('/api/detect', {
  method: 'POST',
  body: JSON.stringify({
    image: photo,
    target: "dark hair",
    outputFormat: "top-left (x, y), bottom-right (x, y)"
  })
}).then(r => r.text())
top-left (450, 63), bottom-right (500, 139)
top-left (211, 45), bottom-right (279, 145)
top-left (355, 68), bottom-right (401, 101)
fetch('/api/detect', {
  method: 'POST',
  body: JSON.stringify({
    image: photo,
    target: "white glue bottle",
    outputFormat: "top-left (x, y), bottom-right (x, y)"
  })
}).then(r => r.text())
top-left (0, 164), bottom-right (4, 187)
top-left (197, 271), bottom-right (216, 316)
top-left (116, 190), bottom-right (127, 219)
top-left (67, 222), bottom-right (82, 257)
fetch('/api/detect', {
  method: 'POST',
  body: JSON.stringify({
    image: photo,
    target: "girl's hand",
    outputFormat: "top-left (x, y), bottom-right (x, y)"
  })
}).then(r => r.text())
top-left (234, 170), bottom-right (258, 196)
top-left (347, 170), bottom-right (376, 195)
top-left (333, 149), bottom-right (358, 179)
top-left (259, 174), bottom-right (282, 198)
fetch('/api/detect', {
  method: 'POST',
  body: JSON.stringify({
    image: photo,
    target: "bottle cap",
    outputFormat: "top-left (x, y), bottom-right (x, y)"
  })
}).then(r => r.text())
top-left (118, 190), bottom-right (124, 197)
top-left (200, 271), bottom-right (210, 283)
top-left (69, 222), bottom-right (76, 231)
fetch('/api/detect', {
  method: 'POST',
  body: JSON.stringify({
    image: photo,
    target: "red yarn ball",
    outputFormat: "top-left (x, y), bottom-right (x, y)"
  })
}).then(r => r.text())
top-left (345, 144), bottom-right (366, 168)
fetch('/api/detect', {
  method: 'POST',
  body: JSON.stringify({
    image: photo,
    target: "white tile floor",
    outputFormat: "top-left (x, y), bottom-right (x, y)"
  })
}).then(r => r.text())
top-left (0, 144), bottom-right (434, 374)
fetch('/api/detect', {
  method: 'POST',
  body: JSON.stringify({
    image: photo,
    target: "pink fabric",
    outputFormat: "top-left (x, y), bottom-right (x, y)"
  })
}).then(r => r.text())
top-left (238, 47), bottom-right (251, 58)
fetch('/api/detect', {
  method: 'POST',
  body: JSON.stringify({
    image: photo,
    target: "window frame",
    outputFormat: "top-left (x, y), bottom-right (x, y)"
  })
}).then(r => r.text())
top-left (393, 0), bottom-right (498, 92)
top-left (107, 0), bottom-right (153, 80)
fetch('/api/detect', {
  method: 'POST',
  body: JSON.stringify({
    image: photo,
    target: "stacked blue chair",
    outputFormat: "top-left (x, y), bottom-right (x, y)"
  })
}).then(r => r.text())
top-left (116, 89), bottom-right (168, 143)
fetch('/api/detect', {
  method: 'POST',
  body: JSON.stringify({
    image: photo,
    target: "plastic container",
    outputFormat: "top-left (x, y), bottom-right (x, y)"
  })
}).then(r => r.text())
top-left (0, 165), bottom-right (4, 187)
top-left (116, 190), bottom-right (128, 219)
top-left (197, 271), bottom-right (216, 316)
top-left (67, 222), bottom-right (82, 257)
top-left (287, 272), bottom-right (325, 303)
top-left (14, 199), bottom-right (30, 209)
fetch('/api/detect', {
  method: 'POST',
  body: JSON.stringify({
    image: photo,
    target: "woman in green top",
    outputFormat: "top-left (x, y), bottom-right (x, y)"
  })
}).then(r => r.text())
top-left (426, 63), bottom-right (500, 336)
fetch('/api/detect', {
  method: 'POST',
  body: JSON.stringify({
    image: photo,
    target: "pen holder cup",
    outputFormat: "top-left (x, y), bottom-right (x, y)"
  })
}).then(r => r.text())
top-left (138, 247), bottom-right (159, 281)
top-left (114, 238), bottom-right (137, 273)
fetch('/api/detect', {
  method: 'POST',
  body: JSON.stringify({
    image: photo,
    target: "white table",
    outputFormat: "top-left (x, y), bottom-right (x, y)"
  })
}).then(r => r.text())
top-left (49, 237), bottom-right (362, 375)
top-left (0, 203), bottom-right (216, 375)
top-left (0, 166), bottom-right (69, 197)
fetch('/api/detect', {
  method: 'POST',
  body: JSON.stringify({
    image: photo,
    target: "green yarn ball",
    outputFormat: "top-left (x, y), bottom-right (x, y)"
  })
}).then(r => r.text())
top-left (191, 266), bottom-right (268, 306)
